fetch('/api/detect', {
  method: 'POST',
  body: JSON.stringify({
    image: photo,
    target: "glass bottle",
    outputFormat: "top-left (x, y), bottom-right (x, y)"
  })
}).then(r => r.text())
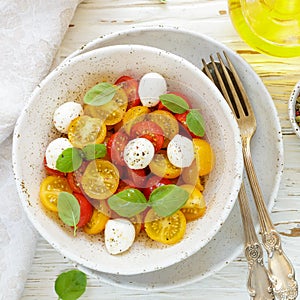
top-left (228, 0), bottom-right (300, 57)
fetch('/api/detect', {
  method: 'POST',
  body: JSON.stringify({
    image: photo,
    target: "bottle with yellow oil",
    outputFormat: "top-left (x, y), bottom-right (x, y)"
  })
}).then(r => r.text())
top-left (228, 0), bottom-right (300, 57)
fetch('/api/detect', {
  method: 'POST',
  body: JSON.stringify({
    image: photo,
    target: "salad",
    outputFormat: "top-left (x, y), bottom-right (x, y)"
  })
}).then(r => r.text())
top-left (40, 72), bottom-right (214, 255)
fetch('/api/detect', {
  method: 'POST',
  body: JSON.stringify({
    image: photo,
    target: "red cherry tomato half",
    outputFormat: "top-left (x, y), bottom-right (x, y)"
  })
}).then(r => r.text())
top-left (119, 166), bottom-right (147, 189)
top-left (127, 168), bottom-right (147, 188)
top-left (67, 172), bottom-right (82, 194)
top-left (43, 157), bottom-right (65, 177)
top-left (143, 176), bottom-right (172, 199)
top-left (130, 121), bottom-right (164, 152)
top-left (116, 179), bottom-right (135, 193)
top-left (107, 130), bottom-right (129, 166)
top-left (67, 161), bottom-right (90, 194)
top-left (74, 193), bottom-right (93, 228)
top-left (115, 76), bottom-right (141, 109)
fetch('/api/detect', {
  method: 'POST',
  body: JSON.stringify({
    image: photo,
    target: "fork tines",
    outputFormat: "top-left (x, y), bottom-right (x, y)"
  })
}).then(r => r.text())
top-left (202, 52), bottom-right (252, 120)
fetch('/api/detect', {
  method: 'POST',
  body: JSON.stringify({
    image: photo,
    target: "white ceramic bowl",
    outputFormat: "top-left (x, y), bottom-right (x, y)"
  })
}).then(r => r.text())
top-left (288, 80), bottom-right (300, 138)
top-left (12, 44), bottom-right (243, 275)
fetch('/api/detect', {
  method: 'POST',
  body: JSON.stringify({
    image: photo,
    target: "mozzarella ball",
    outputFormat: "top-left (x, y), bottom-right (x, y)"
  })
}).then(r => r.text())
top-left (53, 102), bottom-right (83, 133)
top-left (105, 218), bottom-right (135, 255)
top-left (138, 72), bottom-right (167, 107)
top-left (45, 137), bottom-right (73, 170)
top-left (167, 134), bottom-right (194, 168)
top-left (124, 137), bottom-right (155, 169)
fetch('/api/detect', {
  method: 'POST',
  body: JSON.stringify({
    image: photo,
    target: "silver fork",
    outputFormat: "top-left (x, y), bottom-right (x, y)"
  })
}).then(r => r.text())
top-left (203, 58), bottom-right (274, 300)
top-left (202, 52), bottom-right (298, 300)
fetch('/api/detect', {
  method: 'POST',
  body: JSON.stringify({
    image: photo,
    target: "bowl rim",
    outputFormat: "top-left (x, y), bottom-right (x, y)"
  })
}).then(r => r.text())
top-left (12, 44), bottom-right (243, 275)
top-left (288, 80), bottom-right (300, 138)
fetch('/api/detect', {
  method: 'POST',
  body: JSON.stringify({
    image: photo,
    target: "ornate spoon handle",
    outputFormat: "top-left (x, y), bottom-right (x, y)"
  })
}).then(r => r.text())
top-left (242, 138), bottom-right (298, 300)
top-left (239, 182), bottom-right (274, 299)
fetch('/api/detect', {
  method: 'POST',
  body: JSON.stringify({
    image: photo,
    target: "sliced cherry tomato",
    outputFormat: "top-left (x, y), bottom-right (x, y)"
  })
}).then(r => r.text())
top-left (157, 101), bottom-right (169, 111)
top-left (67, 161), bottom-right (89, 194)
top-left (81, 159), bottom-right (119, 200)
top-left (68, 115), bottom-right (107, 148)
top-left (116, 179), bottom-right (134, 193)
top-left (193, 138), bottom-right (214, 176)
top-left (115, 76), bottom-right (141, 109)
top-left (175, 111), bottom-right (197, 138)
top-left (83, 87), bottom-right (128, 125)
top-left (83, 207), bottom-right (110, 235)
top-left (74, 193), bottom-right (93, 227)
top-left (43, 157), bottom-right (65, 177)
top-left (180, 185), bottom-right (206, 221)
top-left (147, 110), bottom-right (179, 147)
top-left (107, 130), bottom-right (129, 166)
top-left (143, 176), bottom-right (172, 199)
top-left (67, 172), bottom-right (82, 194)
top-left (117, 166), bottom-right (147, 189)
top-left (130, 121), bottom-right (164, 152)
top-left (149, 150), bottom-right (181, 179)
top-left (39, 176), bottom-right (72, 212)
top-left (144, 209), bottom-right (186, 245)
top-left (122, 105), bottom-right (150, 134)
top-left (180, 161), bottom-right (205, 191)
top-left (126, 168), bottom-right (147, 188)
top-left (181, 159), bottom-right (199, 187)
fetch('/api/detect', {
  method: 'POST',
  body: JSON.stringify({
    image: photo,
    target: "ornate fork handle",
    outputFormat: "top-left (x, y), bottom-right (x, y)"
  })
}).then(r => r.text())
top-left (242, 137), bottom-right (298, 300)
top-left (239, 183), bottom-right (274, 299)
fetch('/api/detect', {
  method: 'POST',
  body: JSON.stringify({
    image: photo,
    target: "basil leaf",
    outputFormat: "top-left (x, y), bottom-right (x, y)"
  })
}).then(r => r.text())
top-left (159, 93), bottom-right (189, 113)
top-left (149, 184), bottom-right (189, 217)
top-left (56, 148), bottom-right (83, 173)
top-left (84, 82), bottom-right (117, 106)
top-left (186, 109), bottom-right (205, 137)
top-left (55, 269), bottom-right (87, 300)
top-left (57, 192), bottom-right (80, 236)
top-left (108, 188), bottom-right (148, 218)
top-left (82, 144), bottom-right (107, 160)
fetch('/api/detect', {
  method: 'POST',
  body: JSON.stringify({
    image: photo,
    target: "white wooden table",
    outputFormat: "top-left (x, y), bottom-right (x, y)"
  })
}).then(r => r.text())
top-left (21, 1), bottom-right (300, 299)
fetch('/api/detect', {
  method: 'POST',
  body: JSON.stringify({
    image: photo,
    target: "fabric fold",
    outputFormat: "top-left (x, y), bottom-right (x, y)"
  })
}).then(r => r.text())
top-left (0, 1), bottom-right (80, 299)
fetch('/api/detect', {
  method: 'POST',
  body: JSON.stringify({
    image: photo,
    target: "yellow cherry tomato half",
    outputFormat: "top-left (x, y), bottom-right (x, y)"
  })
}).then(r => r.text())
top-left (181, 160), bottom-right (205, 192)
top-left (147, 110), bottom-right (179, 147)
top-left (144, 209), bottom-right (186, 245)
top-left (180, 184), bottom-right (206, 221)
top-left (83, 208), bottom-right (110, 235)
top-left (149, 150), bottom-right (181, 179)
top-left (81, 159), bottom-right (119, 200)
top-left (83, 87), bottom-right (128, 125)
top-left (39, 176), bottom-right (72, 212)
top-left (192, 138), bottom-right (214, 176)
top-left (68, 115), bottom-right (107, 148)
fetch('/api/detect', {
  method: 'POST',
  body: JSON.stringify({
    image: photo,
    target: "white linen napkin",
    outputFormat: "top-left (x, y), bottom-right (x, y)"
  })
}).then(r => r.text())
top-left (0, 1), bottom-right (80, 299)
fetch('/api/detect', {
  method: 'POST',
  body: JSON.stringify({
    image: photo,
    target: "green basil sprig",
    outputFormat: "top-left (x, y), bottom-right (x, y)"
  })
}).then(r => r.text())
top-left (83, 82), bottom-right (118, 106)
top-left (108, 185), bottom-right (189, 218)
top-left (186, 109), bottom-right (205, 137)
top-left (57, 192), bottom-right (80, 236)
top-left (56, 144), bottom-right (107, 173)
top-left (55, 269), bottom-right (87, 300)
top-left (56, 148), bottom-right (83, 173)
top-left (159, 94), bottom-right (189, 113)
top-left (159, 93), bottom-right (205, 137)
top-left (82, 144), bottom-right (107, 160)
top-left (108, 188), bottom-right (148, 218)
top-left (148, 184), bottom-right (189, 217)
